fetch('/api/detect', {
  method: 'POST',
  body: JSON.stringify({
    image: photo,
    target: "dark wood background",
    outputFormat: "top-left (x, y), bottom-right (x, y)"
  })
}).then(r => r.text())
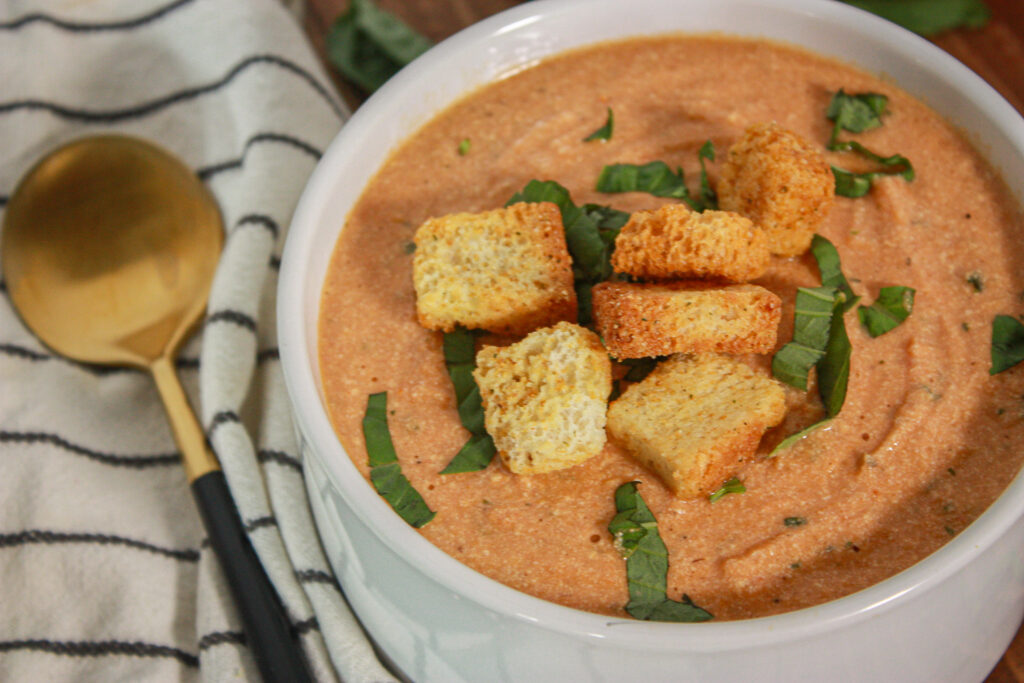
top-left (301, 1), bottom-right (1024, 680)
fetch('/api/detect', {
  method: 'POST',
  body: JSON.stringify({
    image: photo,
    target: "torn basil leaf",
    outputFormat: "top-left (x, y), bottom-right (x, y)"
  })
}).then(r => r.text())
top-left (698, 140), bottom-right (718, 210)
top-left (768, 419), bottom-right (832, 457)
top-left (811, 235), bottom-right (860, 311)
top-left (509, 180), bottom-right (623, 324)
top-left (832, 167), bottom-right (873, 198)
top-left (363, 392), bottom-right (436, 527)
top-left (839, 0), bottom-right (990, 36)
top-left (584, 107), bottom-right (614, 142)
top-left (440, 328), bottom-right (496, 473)
top-left (990, 314), bottom-right (1024, 375)
top-left (609, 482), bottom-right (713, 622)
top-left (827, 90), bottom-right (888, 143)
top-left (818, 294), bottom-right (852, 418)
top-left (325, 0), bottom-right (433, 93)
top-left (708, 477), bottom-right (745, 503)
top-left (857, 286), bottom-right (915, 337)
top-left (597, 161), bottom-right (689, 200)
top-left (772, 286), bottom-right (840, 391)
top-left (457, 138), bottom-right (471, 156)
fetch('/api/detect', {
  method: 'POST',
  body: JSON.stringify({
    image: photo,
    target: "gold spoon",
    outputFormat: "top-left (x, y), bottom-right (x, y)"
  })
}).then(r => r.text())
top-left (2, 135), bottom-right (312, 682)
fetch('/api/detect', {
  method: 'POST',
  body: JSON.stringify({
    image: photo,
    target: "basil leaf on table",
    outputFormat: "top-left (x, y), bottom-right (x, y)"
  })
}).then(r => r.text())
top-left (584, 107), bottom-right (614, 142)
top-left (838, 0), bottom-right (990, 36)
top-left (811, 234), bottom-right (860, 311)
top-left (990, 314), bottom-right (1024, 375)
top-left (362, 392), bottom-right (436, 527)
top-left (609, 482), bottom-right (713, 622)
top-left (325, 0), bottom-right (433, 93)
top-left (857, 286), bottom-right (915, 337)
top-left (439, 328), bottom-right (497, 474)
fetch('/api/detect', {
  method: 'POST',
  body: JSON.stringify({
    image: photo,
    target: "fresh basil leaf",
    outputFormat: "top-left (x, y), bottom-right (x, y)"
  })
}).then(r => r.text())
top-left (597, 161), bottom-right (690, 200)
top-left (810, 235), bottom-right (860, 311)
top-left (827, 89), bottom-right (888, 143)
top-left (457, 138), bottom-right (471, 156)
top-left (582, 203), bottom-right (631, 232)
top-left (818, 294), bottom-right (851, 418)
top-left (325, 0), bottom-right (433, 93)
top-left (990, 314), bottom-right (1024, 374)
top-left (698, 140), bottom-right (718, 210)
top-left (839, 0), bottom-right (990, 36)
top-left (584, 107), bottom-right (614, 142)
top-left (362, 392), bottom-right (436, 527)
top-left (768, 419), bottom-right (832, 457)
top-left (832, 166), bottom-right (873, 198)
top-left (830, 140), bottom-right (915, 180)
top-left (708, 476), bottom-right (745, 503)
top-left (609, 482), bottom-right (713, 622)
top-left (857, 286), bottom-right (915, 337)
top-left (772, 286), bottom-right (840, 390)
top-left (784, 516), bottom-right (807, 527)
top-left (439, 328), bottom-right (497, 474)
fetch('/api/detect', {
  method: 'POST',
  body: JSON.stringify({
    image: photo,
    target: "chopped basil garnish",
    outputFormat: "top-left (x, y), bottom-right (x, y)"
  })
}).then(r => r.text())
top-left (967, 271), bottom-right (984, 292)
top-left (811, 235), bottom-right (860, 311)
top-left (769, 419), bottom-right (832, 457)
top-left (784, 516), bottom-right (807, 527)
top-left (584, 107), bottom-right (614, 142)
top-left (609, 482), bottom-right (713, 622)
top-left (857, 286), bottom-right (915, 337)
top-left (596, 141), bottom-right (718, 212)
top-left (439, 328), bottom-right (496, 473)
top-left (708, 477), bottom-right (745, 503)
top-left (362, 392), bottom-right (436, 527)
top-left (839, 0), bottom-right (990, 36)
top-left (990, 314), bottom-right (1024, 374)
top-left (325, 0), bottom-right (433, 93)
top-left (818, 292), bottom-right (852, 418)
top-left (508, 180), bottom-right (622, 324)
top-left (772, 286), bottom-right (842, 391)
top-left (826, 90), bottom-right (914, 197)
top-left (457, 138), bottom-right (471, 156)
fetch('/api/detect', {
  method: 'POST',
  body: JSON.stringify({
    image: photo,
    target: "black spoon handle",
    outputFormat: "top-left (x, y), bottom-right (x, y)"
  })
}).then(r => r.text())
top-left (192, 470), bottom-right (314, 682)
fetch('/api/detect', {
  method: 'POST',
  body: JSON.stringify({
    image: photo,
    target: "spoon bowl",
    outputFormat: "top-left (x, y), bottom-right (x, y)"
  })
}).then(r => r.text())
top-left (2, 135), bottom-right (222, 367)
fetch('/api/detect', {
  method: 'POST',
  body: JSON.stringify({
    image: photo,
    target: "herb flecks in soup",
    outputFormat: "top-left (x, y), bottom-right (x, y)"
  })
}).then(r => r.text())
top-left (319, 36), bottom-right (1024, 620)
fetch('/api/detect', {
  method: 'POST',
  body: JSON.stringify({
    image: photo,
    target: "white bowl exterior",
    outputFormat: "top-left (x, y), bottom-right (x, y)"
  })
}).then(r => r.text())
top-left (279, 0), bottom-right (1024, 680)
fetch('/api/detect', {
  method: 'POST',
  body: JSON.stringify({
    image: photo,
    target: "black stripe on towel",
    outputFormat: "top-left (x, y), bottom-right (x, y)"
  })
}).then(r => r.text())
top-left (0, 342), bottom-right (142, 376)
top-left (0, 529), bottom-right (200, 561)
top-left (292, 617), bottom-right (319, 636)
top-left (295, 569), bottom-right (338, 587)
top-left (0, 430), bottom-right (179, 468)
top-left (197, 630), bottom-right (246, 651)
top-left (256, 348), bottom-right (279, 364)
top-left (244, 516), bottom-right (278, 533)
top-left (205, 309), bottom-right (257, 332)
top-left (206, 409), bottom-right (241, 437)
top-left (0, 639), bottom-right (199, 667)
top-left (0, 0), bottom-right (194, 32)
top-left (0, 54), bottom-right (343, 122)
top-left (269, 255), bottom-right (282, 271)
top-left (257, 448), bottom-right (301, 473)
top-left (197, 131), bottom-right (322, 180)
top-left (234, 213), bottom-right (279, 239)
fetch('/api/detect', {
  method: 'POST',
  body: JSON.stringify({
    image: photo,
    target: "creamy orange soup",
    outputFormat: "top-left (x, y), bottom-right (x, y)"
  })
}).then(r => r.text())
top-left (318, 36), bottom-right (1024, 620)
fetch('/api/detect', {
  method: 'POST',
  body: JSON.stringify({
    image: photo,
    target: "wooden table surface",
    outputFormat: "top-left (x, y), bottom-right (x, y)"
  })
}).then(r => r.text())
top-left (301, 1), bottom-right (1024, 680)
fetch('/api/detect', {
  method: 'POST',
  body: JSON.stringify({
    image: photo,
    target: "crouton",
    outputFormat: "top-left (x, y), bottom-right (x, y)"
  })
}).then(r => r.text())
top-left (611, 204), bottom-right (769, 282)
top-left (718, 122), bottom-right (834, 257)
top-left (412, 202), bottom-right (576, 335)
top-left (591, 281), bottom-right (781, 359)
top-left (607, 354), bottom-right (786, 498)
top-left (474, 322), bottom-right (612, 474)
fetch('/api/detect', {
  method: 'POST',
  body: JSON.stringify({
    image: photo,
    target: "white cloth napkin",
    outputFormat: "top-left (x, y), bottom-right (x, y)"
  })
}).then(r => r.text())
top-left (0, 1), bottom-right (396, 680)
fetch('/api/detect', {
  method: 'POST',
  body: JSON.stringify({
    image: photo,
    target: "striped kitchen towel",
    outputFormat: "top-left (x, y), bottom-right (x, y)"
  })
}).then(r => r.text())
top-left (0, 0), bottom-right (394, 681)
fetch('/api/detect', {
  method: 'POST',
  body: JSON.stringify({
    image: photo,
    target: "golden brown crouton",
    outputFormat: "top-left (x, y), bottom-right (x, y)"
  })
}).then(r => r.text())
top-left (607, 354), bottom-right (786, 498)
top-left (591, 281), bottom-right (781, 359)
top-left (611, 204), bottom-right (769, 282)
top-left (474, 322), bottom-right (612, 474)
top-left (718, 122), bottom-right (834, 257)
top-left (412, 202), bottom-right (576, 335)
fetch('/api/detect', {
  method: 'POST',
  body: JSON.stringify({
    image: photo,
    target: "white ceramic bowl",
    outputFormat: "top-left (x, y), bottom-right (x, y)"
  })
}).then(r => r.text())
top-left (279, 1), bottom-right (1024, 680)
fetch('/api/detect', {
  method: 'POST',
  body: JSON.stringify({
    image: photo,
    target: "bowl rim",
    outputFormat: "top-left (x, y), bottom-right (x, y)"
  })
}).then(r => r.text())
top-left (279, 0), bottom-right (1024, 650)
